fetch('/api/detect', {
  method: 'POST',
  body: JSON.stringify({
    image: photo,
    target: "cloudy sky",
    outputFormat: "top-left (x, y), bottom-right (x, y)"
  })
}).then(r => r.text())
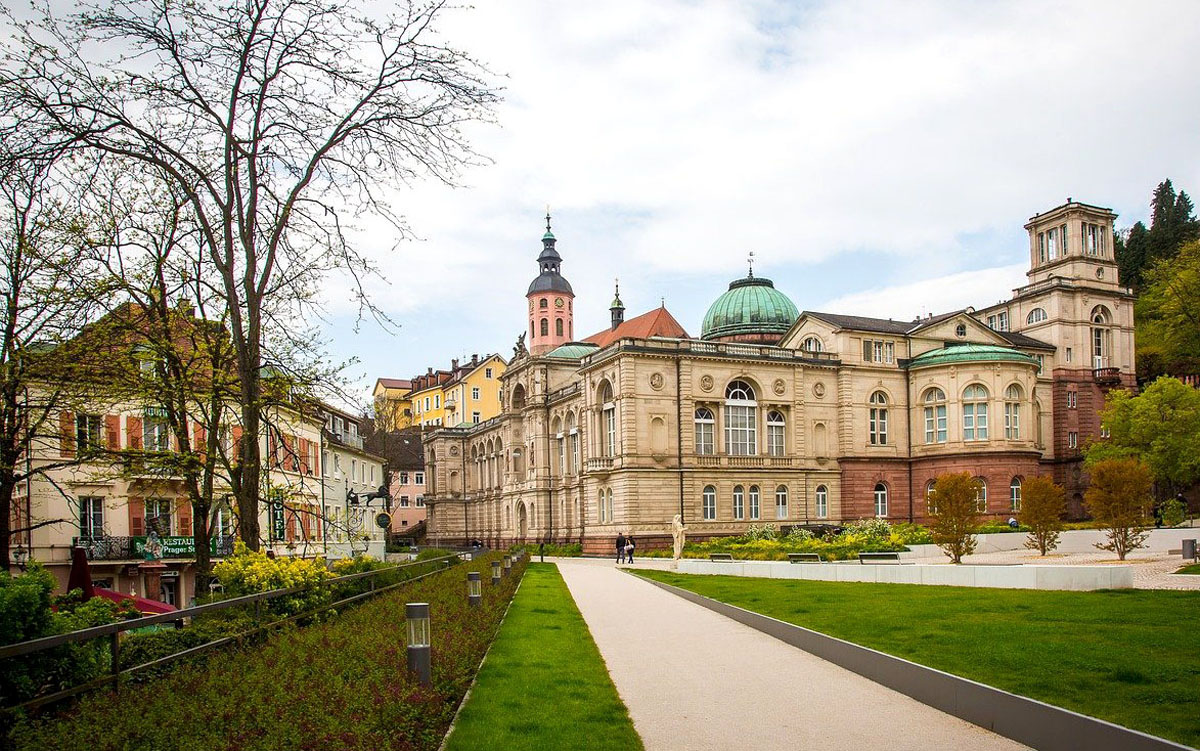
top-left (323, 0), bottom-right (1200, 404)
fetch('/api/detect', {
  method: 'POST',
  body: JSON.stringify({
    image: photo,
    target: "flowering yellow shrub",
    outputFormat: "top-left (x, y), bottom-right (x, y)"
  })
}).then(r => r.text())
top-left (213, 542), bottom-right (333, 616)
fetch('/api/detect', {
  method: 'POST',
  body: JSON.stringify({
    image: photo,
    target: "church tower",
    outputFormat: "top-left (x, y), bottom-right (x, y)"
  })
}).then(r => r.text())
top-left (527, 212), bottom-right (574, 355)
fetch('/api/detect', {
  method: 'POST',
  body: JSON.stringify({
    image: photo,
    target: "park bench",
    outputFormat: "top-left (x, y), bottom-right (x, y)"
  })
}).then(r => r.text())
top-left (709, 552), bottom-right (734, 561)
top-left (788, 553), bottom-right (823, 563)
top-left (858, 551), bottom-right (901, 564)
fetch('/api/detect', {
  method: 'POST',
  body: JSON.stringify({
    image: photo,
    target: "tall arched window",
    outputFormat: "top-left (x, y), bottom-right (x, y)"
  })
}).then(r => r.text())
top-left (749, 485), bottom-right (761, 520)
top-left (694, 408), bottom-right (715, 455)
top-left (1027, 308), bottom-right (1047, 324)
top-left (924, 388), bottom-right (947, 444)
top-left (874, 483), bottom-right (888, 517)
top-left (566, 412), bottom-right (578, 474)
top-left (975, 477), bottom-right (988, 512)
top-left (724, 380), bottom-right (757, 456)
top-left (766, 410), bottom-right (786, 456)
top-left (815, 485), bottom-right (828, 518)
top-left (869, 391), bottom-right (888, 445)
top-left (1004, 384), bottom-right (1021, 440)
top-left (1009, 477), bottom-right (1022, 512)
top-left (598, 489), bottom-right (606, 523)
top-left (963, 384), bottom-right (989, 441)
top-left (732, 485), bottom-right (745, 520)
top-left (606, 488), bottom-right (614, 522)
top-left (556, 318), bottom-right (564, 337)
top-left (702, 485), bottom-right (716, 520)
top-left (926, 479), bottom-right (937, 514)
top-left (1091, 305), bottom-right (1111, 369)
top-left (600, 381), bottom-right (616, 457)
top-left (540, 318), bottom-right (549, 337)
top-left (775, 485), bottom-right (788, 519)
top-left (802, 336), bottom-right (823, 353)
top-left (553, 417), bottom-right (564, 476)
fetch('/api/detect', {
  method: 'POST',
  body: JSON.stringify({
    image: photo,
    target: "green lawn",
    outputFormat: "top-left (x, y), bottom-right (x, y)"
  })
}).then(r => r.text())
top-left (444, 564), bottom-right (642, 751)
top-left (1175, 563), bottom-right (1200, 575)
top-left (636, 570), bottom-right (1200, 747)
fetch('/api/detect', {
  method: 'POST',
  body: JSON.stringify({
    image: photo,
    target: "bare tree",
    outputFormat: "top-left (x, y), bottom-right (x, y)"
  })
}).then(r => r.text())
top-left (2, 0), bottom-right (499, 549)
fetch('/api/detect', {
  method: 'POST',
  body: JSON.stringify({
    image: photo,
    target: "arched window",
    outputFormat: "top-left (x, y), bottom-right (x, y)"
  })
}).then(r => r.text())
top-left (869, 391), bottom-right (888, 445)
top-left (553, 417), bottom-right (564, 476)
top-left (874, 483), bottom-right (888, 517)
top-left (802, 336), bottom-right (823, 353)
top-left (600, 381), bottom-right (616, 457)
top-left (923, 388), bottom-right (947, 444)
top-left (926, 479), bottom-right (937, 514)
top-left (1004, 384), bottom-right (1021, 440)
top-left (749, 485), bottom-right (761, 520)
top-left (766, 410), bottom-right (786, 456)
top-left (556, 318), bottom-right (564, 337)
top-left (607, 488), bottom-right (614, 523)
top-left (775, 485), bottom-right (788, 519)
top-left (511, 384), bottom-right (526, 410)
top-left (539, 298), bottom-right (548, 309)
top-left (963, 384), bottom-right (989, 441)
top-left (540, 318), bottom-right (549, 337)
top-left (566, 412), bottom-right (578, 474)
top-left (694, 407), bottom-right (715, 455)
top-left (732, 485), bottom-right (745, 520)
top-left (724, 380), bottom-right (757, 456)
top-left (1027, 308), bottom-right (1047, 324)
top-left (975, 477), bottom-right (988, 512)
top-left (530, 320), bottom-right (535, 339)
top-left (702, 485), bottom-right (716, 520)
top-left (1091, 305), bottom-right (1111, 369)
top-left (1009, 477), bottom-right (1022, 512)
top-left (815, 485), bottom-right (828, 518)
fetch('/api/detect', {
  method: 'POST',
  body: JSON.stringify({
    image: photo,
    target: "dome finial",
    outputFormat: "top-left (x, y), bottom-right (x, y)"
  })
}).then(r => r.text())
top-left (545, 205), bottom-right (552, 234)
top-left (747, 250), bottom-right (756, 278)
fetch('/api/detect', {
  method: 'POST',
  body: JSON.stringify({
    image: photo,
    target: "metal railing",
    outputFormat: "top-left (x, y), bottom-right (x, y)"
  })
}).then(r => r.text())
top-left (579, 336), bottom-right (841, 367)
top-left (0, 553), bottom-right (461, 713)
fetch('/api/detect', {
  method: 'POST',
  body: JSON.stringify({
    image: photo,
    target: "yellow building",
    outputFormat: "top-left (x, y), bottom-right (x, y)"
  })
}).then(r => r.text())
top-left (372, 377), bottom-right (414, 430)
top-left (443, 354), bottom-right (506, 427)
top-left (377, 354), bottom-right (507, 430)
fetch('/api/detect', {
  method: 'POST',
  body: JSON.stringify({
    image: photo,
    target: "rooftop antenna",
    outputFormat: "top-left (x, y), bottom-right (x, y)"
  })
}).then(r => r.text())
top-left (747, 250), bottom-right (755, 278)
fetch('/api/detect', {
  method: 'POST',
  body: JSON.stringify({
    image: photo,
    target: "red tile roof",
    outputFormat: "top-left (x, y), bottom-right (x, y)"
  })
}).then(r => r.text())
top-left (583, 307), bottom-right (689, 349)
top-left (376, 378), bottom-right (412, 390)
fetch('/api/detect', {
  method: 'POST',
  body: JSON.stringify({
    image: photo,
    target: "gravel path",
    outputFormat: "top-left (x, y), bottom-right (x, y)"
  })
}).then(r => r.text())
top-left (556, 558), bottom-right (1028, 751)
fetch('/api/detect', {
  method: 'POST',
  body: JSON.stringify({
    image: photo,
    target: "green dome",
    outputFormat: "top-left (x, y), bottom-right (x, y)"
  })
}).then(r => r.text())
top-left (908, 344), bottom-right (1038, 369)
top-left (701, 276), bottom-right (799, 340)
top-left (545, 342), bottom-right (599, 360)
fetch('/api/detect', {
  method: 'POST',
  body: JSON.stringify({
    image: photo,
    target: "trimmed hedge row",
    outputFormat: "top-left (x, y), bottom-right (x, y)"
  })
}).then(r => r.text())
top-left (9, 552), bottom-right (528, 751)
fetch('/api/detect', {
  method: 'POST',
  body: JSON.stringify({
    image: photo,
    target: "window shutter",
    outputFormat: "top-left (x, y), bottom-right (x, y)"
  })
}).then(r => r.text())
top-left (105, 415), bottom-right (121, 450)
top-left (177, 498), bottom-right (192, 537)
top-left (286, 511), bottom-right (296, 542)
top-left (313, 447), bottom-right (320, 477)
top-left (129, 497), bottom-right (145, 536)
top-left (231, 426), bottom-right (243, 459)
top-left (193, 424), bottom-right (207, 461)
top-left (127, 416), bottom-right (143, 449)
top-left (60, 411), bottom-right (76, 457)
top-left (298, 438), bottom-right (309, 474)
top-left (862, 340), bottom-right (872, 361)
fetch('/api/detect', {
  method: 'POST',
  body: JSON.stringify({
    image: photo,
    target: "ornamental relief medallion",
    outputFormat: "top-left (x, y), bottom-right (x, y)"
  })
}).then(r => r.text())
top-left (699, 375), bottom-right (714, 392)
top-left (649, 372), bottom-right (665, 390)
top-left (773, 378), bottom-right (786, 396)
top-left (449, 445), bottom-right (459, 456)
top-left (812, 382), bottom-right (826, 398)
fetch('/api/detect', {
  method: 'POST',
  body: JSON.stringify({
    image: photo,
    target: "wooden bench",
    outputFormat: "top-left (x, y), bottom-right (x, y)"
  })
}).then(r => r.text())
top-left (788, 553), bottom-right (823, 563)
top-left (709, 552), bottom-right (734, 561)
top-left (858, 551), bottom-right (901, 564)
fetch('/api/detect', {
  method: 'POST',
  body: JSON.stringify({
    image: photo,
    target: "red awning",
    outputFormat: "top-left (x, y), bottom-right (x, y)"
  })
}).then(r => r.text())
top-left (94, 588), bottom-right (178, 614)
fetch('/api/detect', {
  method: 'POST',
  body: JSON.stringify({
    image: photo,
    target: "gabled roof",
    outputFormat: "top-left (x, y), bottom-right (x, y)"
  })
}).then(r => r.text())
top-left (583, 307), bottom-right (690, 349)
top-left (994, 330), bottom-right (1056, 351)
top-left (802, 311), bottom-right (914, 335)
top-left (375, 378), bottom-right (412, 391)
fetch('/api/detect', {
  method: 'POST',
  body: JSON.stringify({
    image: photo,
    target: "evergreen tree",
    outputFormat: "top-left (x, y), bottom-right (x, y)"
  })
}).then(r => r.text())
top-left (1117, 221), bottom-right (1150, 290)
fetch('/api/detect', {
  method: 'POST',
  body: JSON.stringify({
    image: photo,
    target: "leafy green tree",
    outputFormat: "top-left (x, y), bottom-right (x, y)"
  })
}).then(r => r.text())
top-left (1137, 240), bottom-right (1200, 377)
top-left (929, 473), bottom-right (981, 564)
top-left (1085, 458), bottom-right (1153, 560)
top-left (1086, 377), bottom-right (1200, 497)
top-left (1019, 476), bottom-right (1065, 556)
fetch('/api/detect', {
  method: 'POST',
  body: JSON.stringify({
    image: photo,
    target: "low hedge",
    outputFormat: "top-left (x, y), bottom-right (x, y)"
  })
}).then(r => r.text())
top-left (517, 542), bottom-right (583, 557)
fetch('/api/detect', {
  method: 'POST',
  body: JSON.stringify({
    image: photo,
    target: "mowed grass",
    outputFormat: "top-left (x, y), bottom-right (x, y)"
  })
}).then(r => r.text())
top-left (444, 564), bottom-right (643, 751)
top-left (636, 570), bottom-right (1200, 747)
top-left (1176, 562), bottom-right (1200, 575)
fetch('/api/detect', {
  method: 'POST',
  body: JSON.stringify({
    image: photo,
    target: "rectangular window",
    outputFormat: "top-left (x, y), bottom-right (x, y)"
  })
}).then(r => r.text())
top-left (400, 495), bottom-right (410, 507)
top-left (767, 424), bottom-right (784, 456)
top-left (749, 487), bottom-right (760, 520)
top-left (79, 496), bottom-right (104, 538)
top-left (924, 406), bottom-right (947, 443)
top-left (869, 408), bottom-right (888, 446)
top-left (816, 488), bottom-right (828, 519)
top-left (1035, 355), bottom-right (1044, 375)
top-left (485, 368), bottom-right (493, 378)
top-left (605, 406), bottom-right (617, 456)
top-left (732, 488), bottom-right (744, 520)
top-left (145, 498), bottom-right (173, 536)
top-left (1005, 403), bottom-right (1020, 440)
top-left (987, 315), bottom-right (996, 330)
top-left (424, 397), bottom-right (430, 411)
top-left (415, 471), bottom-right (425, 485)
top-left (399, 471), bottom-right (409, 484)
top-left (695, 419), bottom-right (714, 455)
top-left (416, 496), bottom-right (425, 507)
top-left (775, 487), bottom-right (788, 520)
top-left (997, 312), bottom-right (1008, 332)
top-left (471, 387), bottom-right (480, 400)
top-left (143, 408), bottom-right (171, 452)
top-left (1066, 347), bottom-right (1073, 363)
top-left (702, 487), bottom-right (716, 520)
top-left (472, 411), bottom-right (481, 423)
top-left (862, 339), bottom-right (894, 364)
top-left (1067, 391), bottom-right (1077, 409)
top-left (75, 414), bottom-right (103, 453)
top-left (434, 395), bottom-right (440, 409)
top-left (724, 405), bottom-right (756, 455)
top-left (1068, 432), bottom-right (1078, 449)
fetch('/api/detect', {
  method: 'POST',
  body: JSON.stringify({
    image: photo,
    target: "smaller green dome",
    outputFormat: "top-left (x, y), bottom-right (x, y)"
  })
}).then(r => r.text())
top-left (908, 344), bottom-right (1038, 369)
top-left (545, 342), bottom-right (599, 360)
top-left (701, 276), bottom-right (799, 340)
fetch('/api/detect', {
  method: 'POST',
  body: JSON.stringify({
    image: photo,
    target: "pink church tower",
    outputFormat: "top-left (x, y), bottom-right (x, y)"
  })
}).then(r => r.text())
top-left (527, 212), bottom-right (574, 355)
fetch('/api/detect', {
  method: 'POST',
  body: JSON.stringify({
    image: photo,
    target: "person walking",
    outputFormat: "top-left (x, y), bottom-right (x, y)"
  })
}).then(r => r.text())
top-left (625, 535), bottom-right (635, 564)
top-left (616, 532), bottom-right (626, 564)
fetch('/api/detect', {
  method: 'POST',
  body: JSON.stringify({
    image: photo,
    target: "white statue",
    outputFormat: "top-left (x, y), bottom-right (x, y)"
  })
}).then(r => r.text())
top-left (671, 514), bottom-right (687, 560)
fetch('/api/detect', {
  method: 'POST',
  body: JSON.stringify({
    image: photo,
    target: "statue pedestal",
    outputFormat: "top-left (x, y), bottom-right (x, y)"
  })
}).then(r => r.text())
top-left (138, 561), bottom-right (167, 603)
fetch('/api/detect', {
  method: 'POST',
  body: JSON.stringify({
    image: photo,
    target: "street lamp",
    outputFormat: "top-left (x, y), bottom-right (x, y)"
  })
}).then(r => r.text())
top-left (12, 546), bottom-right (28, 571)
top-left (406, 602), bottom-right (431, 685)
top-left (467, 571), bottom-right (481, 608)
top-left (491, 560), bottom-right (501, 585)
top-left (503, 555), bottom-right (511, 575)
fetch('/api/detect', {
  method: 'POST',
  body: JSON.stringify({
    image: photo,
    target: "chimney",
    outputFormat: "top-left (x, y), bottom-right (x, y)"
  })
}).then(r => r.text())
top-left (451, 358), bottom-right (459, 370)
top-left (471, 353), bottom-right (479, 366)
top-left (427, 367), bottom-right (433, 376)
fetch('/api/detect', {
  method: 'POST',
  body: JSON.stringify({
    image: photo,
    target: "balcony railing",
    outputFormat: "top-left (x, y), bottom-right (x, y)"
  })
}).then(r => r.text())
top-left (331, 431), bottom-right (364, 449)
top-left (72, 535), bottom-right (236, 561)
top-left (579, 337), bottom-right (840, 367)
top-left (586, 457), bottom-right (614, 472)
top-left (1093, 367), bottom-right (1121, 385)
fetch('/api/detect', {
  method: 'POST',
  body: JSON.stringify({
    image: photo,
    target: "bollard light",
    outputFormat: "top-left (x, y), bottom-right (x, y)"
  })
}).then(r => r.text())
top-left (491, 560), bottom-right (501, 585)
top-left (406, 602), bottom-right (431, 685)
top-left (467, 571), bottom-right (481, 607)
top-left (503, 554), bottom-right (512, 574)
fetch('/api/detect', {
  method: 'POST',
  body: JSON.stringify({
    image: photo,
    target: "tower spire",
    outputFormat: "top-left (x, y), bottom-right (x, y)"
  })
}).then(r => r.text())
top-left (747, 250), bottom-right (755, 278)
top-left (610, 277), bottom-right (625, 330)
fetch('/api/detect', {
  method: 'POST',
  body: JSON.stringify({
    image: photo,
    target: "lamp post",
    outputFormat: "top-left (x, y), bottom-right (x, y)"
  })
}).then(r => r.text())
top-left (406, 602), bottom-right (431, 685)
top-left (491, 560), bottom-right (501, 585)
top-left (12, 546), bottom-right (28, 572)
top-left (467, 571), bottom-right (481, 608)
top-left (503, 555), bottom-right (511, 575)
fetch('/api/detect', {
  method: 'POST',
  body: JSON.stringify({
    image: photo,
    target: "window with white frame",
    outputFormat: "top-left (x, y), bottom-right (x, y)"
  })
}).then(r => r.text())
top-left (143, 408), bottom-right (171, 452)
top-left (415, 471), bottom-right (425, 485)
top-left (766, 411), bottom-right (786, 456)
top-left (815, 485), bottom-right (828, 518)
top-left (606, 489), bottom-right (614, 522)
top-left (869, 391), bottom-right (888, 445)
top-left (1027, 308), bottom-right (1048, 324)
top-left (416, 496), bottom-right (425, 507)
top-left (146, 498), bottom-right (173, 535)
top-left (923, 388), bottom-right (947, 444)
top-left (1067, 391), bottom-right (1077, 409)
top-left (472, 411), bottom-right (481, 423)
top-left (926, 479), bottom-right (937, 514)
top-left (1010, 477), bottom-right (1022, 512)
top-left (749, 485), bottom-right (761, 520)
top-left (724, 381), bottom-right (757, 456)
top-left (873, 483), bottom-right (888, 517)
top-left (472, 387), bottom-right (480, 400)
top-left (1035, 354), bottom-right (1045, 375)
top-left (1084, 222), bottom-right (1105, 256)
top-left (486, 367), bottom-right (493, 378)
top-left (732, 485), bottom-right (745, 520)
top-left (601, 381), bottom-right (617, 457)
top-left (802, 336), bottom-right (823, 353)
top-left (702, 485), bottom-right (716, 520)
top-left (598, 489), bottom-right (606, 523)
top-left (79, 496), bottom-right (104, 538)
top-left (775, 485), bottom-right (788, 519)
top-left (399, 471), bottom-right (409, 484)
top-left (862, 339), bottom-right (894, 364)
top-left (985, 312), bottom-right (1009, 332)
top-left (975, 478), bottom-right (988, 512)
top-left (567, 413), bottom-right (579, 474)
top-left (1004, 384), bottom-right (1021, 439)
top-left (694, 408), bottom-right (715, 455)
top-left (1068, 431), bottom-right (1078, 449)
top-left (963, 384), bottom-right (989, 441)
top-left (434, 394), bottom-right (440, 409)
top-left (400, 495), bottom-right (410, 507)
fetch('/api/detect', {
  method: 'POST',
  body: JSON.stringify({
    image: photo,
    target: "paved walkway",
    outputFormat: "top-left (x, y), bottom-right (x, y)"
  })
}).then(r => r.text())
top-left (556, 558), bottom-right (1028, 751)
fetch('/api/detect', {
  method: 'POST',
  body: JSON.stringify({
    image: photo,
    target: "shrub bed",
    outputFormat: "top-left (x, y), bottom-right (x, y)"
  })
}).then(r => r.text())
top-left (518, 542), bottom-right (583, 557)
top-left (642, 520), bottom-right (930, 561)
top-left (8, 552), bottom-right (527, 751)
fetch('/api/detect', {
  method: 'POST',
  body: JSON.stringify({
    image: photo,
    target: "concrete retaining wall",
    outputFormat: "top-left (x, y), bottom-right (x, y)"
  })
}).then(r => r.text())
top-left (676, 559), bottom-right (1133, 590)
top-left (902, 526), bottom-right (1200, 560)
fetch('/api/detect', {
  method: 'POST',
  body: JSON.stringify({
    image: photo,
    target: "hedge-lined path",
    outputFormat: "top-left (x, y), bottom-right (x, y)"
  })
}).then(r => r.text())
top-left (556, 558), bottom-right (1028, 751)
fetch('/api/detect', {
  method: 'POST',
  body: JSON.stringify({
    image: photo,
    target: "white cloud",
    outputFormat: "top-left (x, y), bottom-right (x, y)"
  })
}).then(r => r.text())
top-left (818, 263), bottom-right (1028, 321)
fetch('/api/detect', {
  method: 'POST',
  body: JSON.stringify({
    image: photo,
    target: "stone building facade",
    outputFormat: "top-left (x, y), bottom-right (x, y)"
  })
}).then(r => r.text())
top-left (424, 201), bottom-right (1134, 551)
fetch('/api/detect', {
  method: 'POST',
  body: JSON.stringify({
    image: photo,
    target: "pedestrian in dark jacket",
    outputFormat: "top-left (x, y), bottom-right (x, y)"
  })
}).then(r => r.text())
top-left (625, 536), bottom-right (635, 563)
top-left (616, 533), bottom-right (626, 563)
